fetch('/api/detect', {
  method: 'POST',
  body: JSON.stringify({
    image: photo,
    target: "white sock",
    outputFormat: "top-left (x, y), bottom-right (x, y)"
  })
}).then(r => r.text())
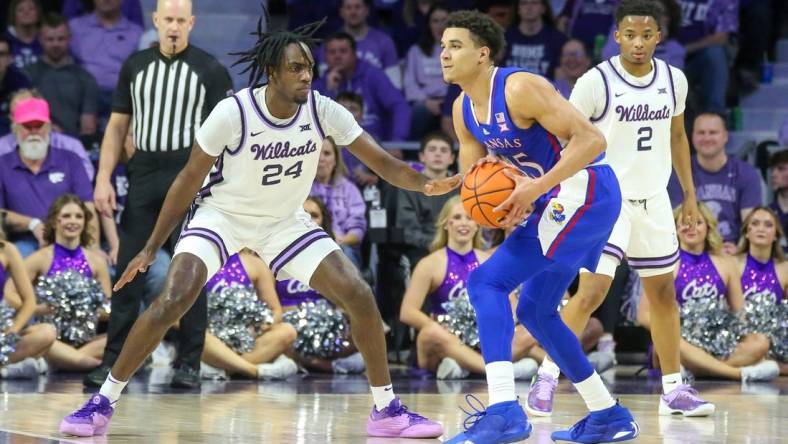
top-left (370, 384), bottom-right (396, 411)
top-left (99, 373), bottom-right (128, 404)
top-left (486, 361), bottom-right (516, 406)
top-left (662, 373), bottom-right (682, 394)
top-left (574, 372), bottom-right (615, 412)
top-left (540, 357), bottom-right (561, 379)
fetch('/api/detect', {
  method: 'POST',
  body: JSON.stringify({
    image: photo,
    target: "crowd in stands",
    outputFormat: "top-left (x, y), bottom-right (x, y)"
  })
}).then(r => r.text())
top-left (0, 0), bottom-right (785, 383)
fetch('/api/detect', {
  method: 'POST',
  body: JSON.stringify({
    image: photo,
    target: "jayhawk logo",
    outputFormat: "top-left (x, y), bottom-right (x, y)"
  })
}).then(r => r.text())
top-left (549, 202), bottom-right (566, 224)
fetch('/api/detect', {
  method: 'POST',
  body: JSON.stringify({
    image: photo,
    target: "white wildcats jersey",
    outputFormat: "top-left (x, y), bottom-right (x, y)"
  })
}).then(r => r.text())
top-left (591, 58), bottom-right (678, 200)
top-left (196, 87), bottom-right (324, 219)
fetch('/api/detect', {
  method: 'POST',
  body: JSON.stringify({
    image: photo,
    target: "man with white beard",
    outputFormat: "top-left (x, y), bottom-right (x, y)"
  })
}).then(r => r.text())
top-left (0, 97), bottom-right (98, 256)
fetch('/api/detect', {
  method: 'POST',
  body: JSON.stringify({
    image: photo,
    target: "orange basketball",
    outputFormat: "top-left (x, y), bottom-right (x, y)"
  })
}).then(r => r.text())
top-left (461, 162), bottom-right (519, 228)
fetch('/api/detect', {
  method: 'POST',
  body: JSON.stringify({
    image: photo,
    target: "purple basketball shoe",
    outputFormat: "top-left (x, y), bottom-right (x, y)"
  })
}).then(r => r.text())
top-left (59, 394), bottom-right (115, 437)
top-left (366, 397), bottom-right (444, 438)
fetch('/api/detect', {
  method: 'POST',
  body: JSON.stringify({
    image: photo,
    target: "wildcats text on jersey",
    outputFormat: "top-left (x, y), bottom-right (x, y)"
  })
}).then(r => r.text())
top-left (251, 140), bottom-right (318, 161)
top-left (615, 104), bottom-right (671, 122)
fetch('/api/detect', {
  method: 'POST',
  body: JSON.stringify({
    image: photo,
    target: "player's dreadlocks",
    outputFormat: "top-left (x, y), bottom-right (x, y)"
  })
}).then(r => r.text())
top-left (231, 5), bottom-right (325, 87)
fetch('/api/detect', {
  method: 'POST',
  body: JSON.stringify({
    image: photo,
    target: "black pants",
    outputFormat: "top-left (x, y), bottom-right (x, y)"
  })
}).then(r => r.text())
top-left (102, 149), bottom-right (208, 370)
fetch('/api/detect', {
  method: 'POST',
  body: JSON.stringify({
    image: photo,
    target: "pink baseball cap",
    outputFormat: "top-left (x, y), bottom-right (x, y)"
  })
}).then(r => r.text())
top-left (13, 98), bottom-right (50, 124)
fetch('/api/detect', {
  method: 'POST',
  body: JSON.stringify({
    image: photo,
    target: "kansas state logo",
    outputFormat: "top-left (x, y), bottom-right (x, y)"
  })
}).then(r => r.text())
top-left (549, 202), bottom-right (566, 224)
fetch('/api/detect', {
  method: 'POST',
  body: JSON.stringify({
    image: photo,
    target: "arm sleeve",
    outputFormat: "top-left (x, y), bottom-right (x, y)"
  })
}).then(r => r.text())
top-left (203, 62), bottom-right (234, 117)
top-left (738, 163), bottom-right (764, 209)
top-left (195, 97), bottom-right (242, 157)
top-left (403, 47), bottom-right (426, 102)
top-left (315, 92), bottom-right (364, 146)
top-left (341, 182), bottom-right (368, 238)
top-left (372, 70), bottom-right (411, 140)
top-left (111, 58), bottom-right (134, 114)
top-left (395, 190), bottom-right (431, 250)
top-left (70, 154), bottom-right (94, 202)
top-left (670, 66), bottom-right (689, 116)
top-left (569, 69), bottom-right (604, 120)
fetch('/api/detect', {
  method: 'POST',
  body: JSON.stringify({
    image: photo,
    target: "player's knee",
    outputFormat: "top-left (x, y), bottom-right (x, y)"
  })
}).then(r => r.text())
top-left (466, 271), bottom-right (494, 307)
top-left (516, 302), bottom-right (538, 331)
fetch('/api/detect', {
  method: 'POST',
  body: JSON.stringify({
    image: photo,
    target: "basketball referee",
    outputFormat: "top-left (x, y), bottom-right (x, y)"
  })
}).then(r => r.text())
top-left (87, 0), bottom-right (232, 389)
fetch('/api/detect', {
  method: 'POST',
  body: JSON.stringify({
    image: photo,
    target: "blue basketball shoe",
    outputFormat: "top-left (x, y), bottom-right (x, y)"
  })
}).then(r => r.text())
top-left (552, 401), bottom-right (639, 443)
top-left (444, 395), bottom-right (532, 444)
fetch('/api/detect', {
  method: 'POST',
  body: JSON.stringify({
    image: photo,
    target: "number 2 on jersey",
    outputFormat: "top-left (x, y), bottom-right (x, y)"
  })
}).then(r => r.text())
top-left (637, 127), bottom-right (652, 151)
top-left (261, 161), bottom-right (303, 185)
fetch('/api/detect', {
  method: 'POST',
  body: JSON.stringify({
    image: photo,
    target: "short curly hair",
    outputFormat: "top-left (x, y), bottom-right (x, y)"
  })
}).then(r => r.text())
top-left (615, 0), bottom-right (663, 29)
top-left (446, 10), bottom-right (505, 62)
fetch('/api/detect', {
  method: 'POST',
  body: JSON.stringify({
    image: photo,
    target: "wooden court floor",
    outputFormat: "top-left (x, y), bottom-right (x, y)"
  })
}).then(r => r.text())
top-left (0, 373), bottom-right (785, 443)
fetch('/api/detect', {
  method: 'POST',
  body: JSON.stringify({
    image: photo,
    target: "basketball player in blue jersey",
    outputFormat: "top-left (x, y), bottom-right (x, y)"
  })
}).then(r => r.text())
top-left (528, 0), bottom-right (714, 420)
top-left (58, 18), bottom-right (458, 439)
top-left (441, 11), bottom-right (639, 444)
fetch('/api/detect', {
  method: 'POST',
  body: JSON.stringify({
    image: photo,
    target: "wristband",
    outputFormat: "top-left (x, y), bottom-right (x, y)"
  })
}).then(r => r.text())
top-left (28, 218), bottom-right (42, 231)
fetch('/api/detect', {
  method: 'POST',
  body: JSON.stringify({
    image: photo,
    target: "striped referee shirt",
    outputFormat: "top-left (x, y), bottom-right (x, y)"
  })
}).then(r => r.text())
top-left (112, 45), bottom-right (232, 152)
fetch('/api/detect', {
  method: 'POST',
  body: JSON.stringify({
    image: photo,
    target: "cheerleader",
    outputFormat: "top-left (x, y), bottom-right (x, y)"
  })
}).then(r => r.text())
top-left (0, 224), bottom-right (55, 378)
top-left (735, 206), bottom-right (788, 376)
top-left (21, 195), bottom-right (110, 371)
top-left (201, 250), bottom-right (298, 380)
top-left (400, 196), bottom-right (540, 379)
top-left (277, 197), bottom-right (364, 374)
top-left (638, 203), bottom-right (778, 381)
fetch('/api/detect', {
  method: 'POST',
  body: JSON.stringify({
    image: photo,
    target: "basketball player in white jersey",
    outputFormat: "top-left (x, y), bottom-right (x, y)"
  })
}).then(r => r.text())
top-left (59, 19), bottom-right (458, 438)
top-left (526, 0), bottom-right (716, 418)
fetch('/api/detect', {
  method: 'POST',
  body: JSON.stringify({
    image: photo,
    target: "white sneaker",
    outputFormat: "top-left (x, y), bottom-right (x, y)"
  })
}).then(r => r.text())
top-left (587, 349), bottom-right (617, 374)
top-left (257, 355), bottom-right (298, 380)
top-left (436, 357), bottom-right (469, 380)
top-left (513, 358), bottom-right (538, 380)
top-left (331, 352), bottom-right (366, 374)
top-left (151, 341), bottom-right (177, 367)
top-left (35, 357), bottom-right (49, 374)
top-left (0, 358), bottom-right (39, 379)
top-left (200, 362), bottom-right (228, 380)
top-left (741, 360), bottom-right (780, 382)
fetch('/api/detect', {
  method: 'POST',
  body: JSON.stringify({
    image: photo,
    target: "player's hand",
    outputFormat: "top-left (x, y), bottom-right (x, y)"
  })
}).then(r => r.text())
top-left (113, 247), bottom-right (156, 291)
top-left (494, 170), bottom-right (542, 227)
top-left (94, 178), bottom-right (117, 218)
top-left (679, 194), bottom-right (699, 230)
top-left (472, 154), bottom-right (503, 169)
top-left (424, 174), bottom-right (462, 196)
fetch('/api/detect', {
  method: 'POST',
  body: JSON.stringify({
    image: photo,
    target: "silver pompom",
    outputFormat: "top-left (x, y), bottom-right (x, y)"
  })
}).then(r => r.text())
top-left (36, 270), bottom-right (105, 346)
top-left (207, 283), bottom-right (273, 354)
top-left (680, 297), bottom-right (741, 358)
top-left (282, 299), bottom-right (351, 358)
top-left (437, 292), bottom-right (480, 349)
top-left (741, 295), bottom-right (787, 362)
top-left (0, 303), bottom-right (19, 366)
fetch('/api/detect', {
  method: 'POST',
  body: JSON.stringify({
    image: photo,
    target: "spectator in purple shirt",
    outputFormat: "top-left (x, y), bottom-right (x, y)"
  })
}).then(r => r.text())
top-left (0, 89), bottom-right (93, 180)
top-left (768, 150), bottom-right (788, 252)
top-left (558, 0), bottom-right (619, 54)
top-left (403, 3), bottom-right (449, 140)
top-left (339, 0), bottom-right (401, 88)
top-left (677, 0), bottom-right (739, 114)
top-left (62, 0), bottom-right (144, 29)
top-left (503, 0), bottom-right (567, 79)
top-left (0, 35), bottom-right (32, 135)
top-left (668, 112), bottom-right (763, 253)
top-left (336, 91), bottom-right (379, 187)
top-left (0, 97), bottom-right (97, 257)
top-left (311, 137), bottom-right (368, 269)
top-left (68, 0), bottom-right (143, 122)
top-left (601, 0), bottom-right (686, 69)
top-left (5, 0), bottom-right (42, 70)
top-left (553, 38), bottom-right (590, 99)
top-left (314, 32), bottom-right (412, 142)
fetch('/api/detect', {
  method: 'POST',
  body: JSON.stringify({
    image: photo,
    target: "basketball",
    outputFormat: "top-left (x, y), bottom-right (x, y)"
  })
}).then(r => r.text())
top-left (461, 162), bottom-right (520, 228)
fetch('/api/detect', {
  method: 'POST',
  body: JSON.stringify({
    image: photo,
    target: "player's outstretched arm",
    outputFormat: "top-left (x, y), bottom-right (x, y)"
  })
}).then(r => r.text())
top-left (508, 73), bottom-right (607, 195)
top-left (346, 132), bottom-right (461, 195)
top-left (114, 144), bottom-right (217, 291)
